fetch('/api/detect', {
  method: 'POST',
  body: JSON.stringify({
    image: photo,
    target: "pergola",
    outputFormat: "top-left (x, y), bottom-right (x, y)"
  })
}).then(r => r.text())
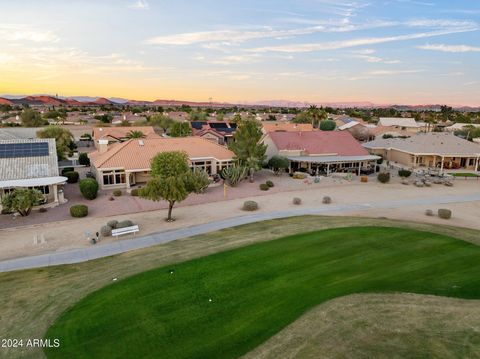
top-left (286, 155), bottom-right (381, 176)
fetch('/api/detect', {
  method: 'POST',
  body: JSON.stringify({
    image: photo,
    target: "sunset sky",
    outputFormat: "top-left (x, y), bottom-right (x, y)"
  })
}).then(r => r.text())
top-left (1, 0), bottom-right (479, 105)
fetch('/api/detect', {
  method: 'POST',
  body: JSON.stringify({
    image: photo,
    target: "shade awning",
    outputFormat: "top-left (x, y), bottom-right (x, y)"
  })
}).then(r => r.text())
top-left (0, 176), bottom-right (68, 188)
top-left (286, 155), bottom-right (380, 164)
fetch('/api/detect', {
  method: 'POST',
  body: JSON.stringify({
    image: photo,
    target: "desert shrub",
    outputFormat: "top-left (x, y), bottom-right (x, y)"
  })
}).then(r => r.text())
top-left (79, 178), bottom-right (99, 200)
top-left (425, 209), bottom-right (434, 216)
top-left (109, 196), bottom-right (115, 201)
top-left (130, 188), bottom-right (139, 196)
top-left (322, 196), bottom-right (332, 204)
top-left (242, 200), bottom-right (258, 211)
top-left (100, 225), bottom-right (112, 237)
top-left (78, 152), bottom-right (90, 166)
top-left (293, 197), bottom-right (302, 205)
top-left (259, 183), bottom-right (269, 191)
top-left (377, 172), bottom-right (390, 183)
top-left (117, 219), bottom-right (135, 228)
top-left (293, 173), bottom-right (306, 179)
top-left (360, 176), bottom-right (368, 183)
top-left (266, 180), bottom-right (274, 187)
top-left (268, 155), bottom-right (289, 174)
top-left (398, 169), bottom-right (412, 178)
top-left (64, 171), bottom-right (79, 183)
top-left (39, 207), bottom-right (48, 213)
top-left (438, 208), bottom-right (452, 219)
top-left (61, 167), bottom-right (74, 175)
top-left (113, 189), bottom-right (122, 197)
top-left (70, 204), bottom-right (88, 218)
top-left (107, 220), bottom-right (119, 229)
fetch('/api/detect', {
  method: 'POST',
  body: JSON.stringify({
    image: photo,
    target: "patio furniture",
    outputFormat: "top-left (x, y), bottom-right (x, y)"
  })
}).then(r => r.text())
top-left (112, 225), bottom-right (140, 238)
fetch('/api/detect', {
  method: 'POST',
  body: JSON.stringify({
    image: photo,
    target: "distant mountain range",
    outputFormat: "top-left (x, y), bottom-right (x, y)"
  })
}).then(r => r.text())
top-left (0, 94), bottom-right (478, 111)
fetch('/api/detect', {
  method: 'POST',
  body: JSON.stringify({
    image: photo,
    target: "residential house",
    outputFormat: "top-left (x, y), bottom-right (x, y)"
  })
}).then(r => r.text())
top-left (261, 122), bottom-right (313, 134)
top-left (363, 132), bottom-right (480, 171)
top-left (262, 131), bottom-right (379, 175)
top-left (377, 117), bottom-right (424, 134)
top-left (89, 137), bottom-right (235, 189)
top-left (0, 139), bottom-right (67, 211)
top-left (92, 126), bottom-right (158, 151)
top-left (190, 121), bottom-right (237, 145)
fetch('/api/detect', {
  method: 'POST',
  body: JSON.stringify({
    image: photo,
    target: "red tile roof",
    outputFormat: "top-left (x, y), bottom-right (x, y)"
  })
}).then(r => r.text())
top-left (89, 137), bottom-right (234, 170)
top-left (267, 131), bottom-right (368, 156)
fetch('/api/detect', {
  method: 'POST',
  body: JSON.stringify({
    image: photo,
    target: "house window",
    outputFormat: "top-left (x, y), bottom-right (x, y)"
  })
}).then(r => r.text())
top-left (103, 170), bottom-right (126, 185)
top-left (469, 158), bottom-right (475, 166)
top-left (31, 186), bottom-right (50, 194)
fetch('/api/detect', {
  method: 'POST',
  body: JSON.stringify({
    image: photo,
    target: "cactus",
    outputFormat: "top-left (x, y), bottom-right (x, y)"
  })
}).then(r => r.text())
top-left (221, 166), bottom-right (247, 187)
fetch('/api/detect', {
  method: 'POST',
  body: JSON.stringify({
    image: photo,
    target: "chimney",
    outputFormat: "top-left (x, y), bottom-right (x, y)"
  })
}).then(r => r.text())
top-left (98, 139), bottom-right (108, 153)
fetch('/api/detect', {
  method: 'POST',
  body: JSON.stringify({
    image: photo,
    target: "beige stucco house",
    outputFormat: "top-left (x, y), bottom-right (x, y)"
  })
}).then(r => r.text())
top-left (89, 137), bottom-right (235, 189)
top-left (363, 132), bottom-right (480, 171)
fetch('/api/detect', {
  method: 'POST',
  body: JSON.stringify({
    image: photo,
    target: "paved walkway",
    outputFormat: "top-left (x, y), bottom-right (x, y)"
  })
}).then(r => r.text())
top-left (1, 193), bottom-right (480, 273)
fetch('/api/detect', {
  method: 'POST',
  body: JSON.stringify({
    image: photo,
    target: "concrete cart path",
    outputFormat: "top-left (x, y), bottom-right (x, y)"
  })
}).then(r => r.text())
top-left (1, 193), bottom-right (480, 273)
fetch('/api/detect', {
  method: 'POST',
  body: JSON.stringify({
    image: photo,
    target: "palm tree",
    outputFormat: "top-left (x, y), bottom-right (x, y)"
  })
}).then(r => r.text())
top-left (126, 130), bottom-right (145, 139)
top-left (307, 105), bottom-right (327, 128)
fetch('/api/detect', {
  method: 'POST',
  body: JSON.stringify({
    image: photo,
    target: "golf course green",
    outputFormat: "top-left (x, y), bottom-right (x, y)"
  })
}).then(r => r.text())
top-left (44, 226), bottom-right (480, 359)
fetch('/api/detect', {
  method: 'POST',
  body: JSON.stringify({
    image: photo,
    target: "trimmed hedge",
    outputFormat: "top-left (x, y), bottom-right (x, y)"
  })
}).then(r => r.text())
top-left (259, 183), bottom-right (269, 191)
top-left (113, 189), bottom-right (122, 197)
top-left (100, 225), bottom-right (112, 237)
top-left (438, 209), bottom-right (452, 219)
top-left (242, 201), bottom-right (258, 211)
top-left (293, 197), bottom-right (302, 205)
top-left (398, 169), bottom-right (412, 178)
top-left (79, 178), bottom-right (99, 200)
top-left (131, 189), bottom-right (139, 196)
top-left (377, 172), bottom-right (390, 183)
top-left (64, 171), bottom-right (79, 184)
top-left (70, 204), bottom-right (88, 218)
top-left (61, 167), bottom-right (74, 175)
top-left (266, 180), bottom-right (274, 187)
top-left (117, 220), bottom-right (135, 228)
top-left (322, 196), bottom-right (332, 204)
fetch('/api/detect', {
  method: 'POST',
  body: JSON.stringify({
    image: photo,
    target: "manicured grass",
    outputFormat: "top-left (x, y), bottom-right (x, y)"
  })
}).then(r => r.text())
top-left (45, 226), bottom-right (480, 359)
top-left (448, 172), bottom-right (479, 177)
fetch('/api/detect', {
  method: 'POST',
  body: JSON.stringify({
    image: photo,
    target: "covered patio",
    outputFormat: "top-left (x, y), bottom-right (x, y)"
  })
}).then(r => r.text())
top-left (286, 155), bottom-right (381, 176)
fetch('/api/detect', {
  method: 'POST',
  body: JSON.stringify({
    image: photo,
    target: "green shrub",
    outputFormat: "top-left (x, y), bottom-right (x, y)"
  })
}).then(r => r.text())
top-left (117, 220), bottom-right (135, 228)
top-left (100, 225), bottom-right (112, 237)
top-left (113, 189), bottom-right (122, 197)
top-left (70, 204), bottom-right (88, 218)
top-left (266, 180), bottom-right (274, 187)
top-left (259, 183), bottom-right (269, 191)
top-left (64, 171), bottom-right (79, 183)
top-left (78, 152), bottom-right (90, 166)
top-left (398, 169), bottom-right (412, 178)
top-left (377, 172), bottom-right (390, 183)
top-left (61, 167), bottom-right (74, 175)
top-left (107, 220), bottom-right (119, 229)
top-left (242, 201), bottom-right (258, 211)
top-left (438, 209), bottom-right (452, 219)
top-left (425, 209), bottom-right (434, 216)
top-left (130, 189), bottom-right (139, 196)
top-left (293, 197), bottom-right (302, 205)
top-left (322, 196), bottom-right (332, 204)
top-left (79, 178), bottom-right (99, 200)
top-left (319, 120), bottom-right (336, 131)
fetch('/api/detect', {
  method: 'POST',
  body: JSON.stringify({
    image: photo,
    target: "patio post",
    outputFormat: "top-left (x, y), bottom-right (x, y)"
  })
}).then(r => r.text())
top-left (327, 163), bottom-right (330, 176)
top-left (357, 161), bottom-right (361, 176)
top-left (440, 157), bottom-right (444, 173)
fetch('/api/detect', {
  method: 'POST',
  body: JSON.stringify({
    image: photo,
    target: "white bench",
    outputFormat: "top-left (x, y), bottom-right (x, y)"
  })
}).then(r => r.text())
top-left (112, 225), bottom-right (139, 238)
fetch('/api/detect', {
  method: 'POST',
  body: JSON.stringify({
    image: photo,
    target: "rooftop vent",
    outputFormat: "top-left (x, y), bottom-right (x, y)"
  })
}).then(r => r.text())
top-left (138, 140), bottom-right (144, 146)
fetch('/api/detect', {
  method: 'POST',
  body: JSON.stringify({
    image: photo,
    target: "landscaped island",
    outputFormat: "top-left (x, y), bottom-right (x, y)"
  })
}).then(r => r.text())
top-left (45, 226), bottom-right (480, 359)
